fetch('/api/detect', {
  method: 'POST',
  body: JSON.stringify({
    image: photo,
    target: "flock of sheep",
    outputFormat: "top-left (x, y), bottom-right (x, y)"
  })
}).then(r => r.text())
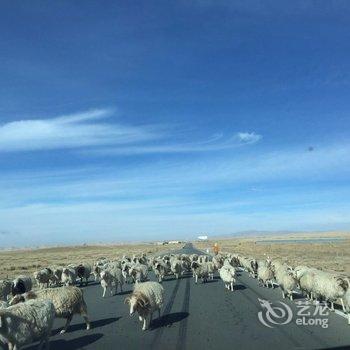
top-left (0, 248), bottom-right (349, 349)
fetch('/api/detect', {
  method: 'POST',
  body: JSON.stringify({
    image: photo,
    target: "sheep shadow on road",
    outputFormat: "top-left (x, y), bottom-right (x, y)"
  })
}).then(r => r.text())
top-left (24, 333), bottom-right (104, 350)
top-left (234, 284), bottom-right (246, 291)
top-left (117, 290), bottom-right (132, 295)
top-left (52, 317), bottom-right (120, 335)
top-left (150, 312), bottom-right (189, 330)
top-left (163, 275), bottom-right (193, 282)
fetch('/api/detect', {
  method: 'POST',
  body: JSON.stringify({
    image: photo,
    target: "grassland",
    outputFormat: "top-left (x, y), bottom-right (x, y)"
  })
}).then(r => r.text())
top-left (194, 231), bottom-right (350, 276)
top-left (0, 243), bottom-right (181, 280)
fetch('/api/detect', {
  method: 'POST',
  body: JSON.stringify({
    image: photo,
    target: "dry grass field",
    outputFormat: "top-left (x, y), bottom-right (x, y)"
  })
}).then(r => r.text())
top-left (194, 231), bottom-right (350, 276)
top-left (0, 243), bottom-right (181, 280)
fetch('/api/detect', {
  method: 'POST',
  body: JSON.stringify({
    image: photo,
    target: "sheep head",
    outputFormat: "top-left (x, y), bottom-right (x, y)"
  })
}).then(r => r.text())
top-left (125, 292), bottom-right (149, 316)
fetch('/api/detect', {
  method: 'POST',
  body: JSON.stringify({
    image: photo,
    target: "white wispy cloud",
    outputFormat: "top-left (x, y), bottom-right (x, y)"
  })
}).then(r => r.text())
top-left (0, 107), bottom-right (262, 154)
top-left (84, 131), bottom-right (262, 155)
top-left (0, 108), bottom-right (160, 152)
top-left (235, 132), bottom-right (262, 144)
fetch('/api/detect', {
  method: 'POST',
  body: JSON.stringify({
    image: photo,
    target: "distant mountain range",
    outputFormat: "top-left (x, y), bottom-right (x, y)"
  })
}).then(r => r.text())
top-left (212, 230), bottom-right (311, 238)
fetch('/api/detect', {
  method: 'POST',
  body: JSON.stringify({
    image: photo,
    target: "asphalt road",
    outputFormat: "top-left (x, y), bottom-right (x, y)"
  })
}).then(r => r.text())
top-left (22, 243), bottom-right (350, 350)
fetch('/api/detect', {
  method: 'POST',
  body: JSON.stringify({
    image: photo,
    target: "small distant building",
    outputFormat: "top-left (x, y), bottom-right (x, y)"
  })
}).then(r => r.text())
top-left (168, 240), bottom-right (181, 244)
top-left (198, 235), bottom-right (208, 241)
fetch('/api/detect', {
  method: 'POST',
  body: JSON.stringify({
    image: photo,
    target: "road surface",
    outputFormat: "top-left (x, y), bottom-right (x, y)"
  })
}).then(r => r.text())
top-left (23, 243), bottom-right (350, 350)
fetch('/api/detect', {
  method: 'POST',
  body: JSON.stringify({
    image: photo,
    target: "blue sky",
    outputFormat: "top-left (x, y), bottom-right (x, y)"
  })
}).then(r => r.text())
top-left (1, 1), bottom-right (350, 246)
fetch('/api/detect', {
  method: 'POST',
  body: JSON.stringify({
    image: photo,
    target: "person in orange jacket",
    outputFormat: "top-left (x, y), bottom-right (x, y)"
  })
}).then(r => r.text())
top-left (213, 242), bottom-right (219, 255)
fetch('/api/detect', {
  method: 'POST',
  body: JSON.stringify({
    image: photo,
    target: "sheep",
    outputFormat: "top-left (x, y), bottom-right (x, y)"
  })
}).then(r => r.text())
top-left (0, 299), bottom-right (55, 350)
top-left (76, 264), bottom-right (92, 286)
top-left (33, 268), bottom-right (53, 289)
top-left (180, 255), bottom-right (191, 272)
top-left (61, 267), bottom-right (77, 286)
top-left (219, 263), bottom-right (236, 291)
top-left (10, 286), bottom-right (90, 334)
top-left (170, 259), bottom-right (183, 279)
top-left (198, 255), bottom-right (208, 264)
top-left (153, 261), bottom-right (168, 283)
top-left (294, 267), bottom-right (349, 310)
top-left (257, 260), bottom-right (274, 288)
top-left (0, 279), bottom-right (12, 301)
top-left (343, 286), bottom-right (350, 325)
top-left (274, 265), bottom-right (297, 300)
top-left (129, 264), bottom-right (148, 283)
top-left (189, 254), bottom-right (198, 262)
top-left (191, 261), bottom-right (210, 284)
top-left (11, 276), bottom-right (32, 296)
top-left (125, 281), bottom-right (164, 331)
top-left (250, 259), bottom-right (258, 278)
top-left (51, 267), bottom-right (63, 287)
top-left (100, 268), bottom-right (124, 297)
top-left (240, 257), bottom-right (256, 277)
top-left (313, 273), bottom-right (349, 311)
top-left (92, 265), bottom-right (103, 281)
top-left (212, 255), bottom-right (223, 270)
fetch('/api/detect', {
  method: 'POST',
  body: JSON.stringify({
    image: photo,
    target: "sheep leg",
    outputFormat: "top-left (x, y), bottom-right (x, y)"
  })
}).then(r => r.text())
top-left (289, 292), bottom-right (293, 301)
top-left (80, 302), bottom-right (91, 330)
top-left (102, 287), bottom-right (106, 298)
top-left (195, 275), bottom-right (198, 284)
top-left (61, 314), bottom-right (73, 334)
top-left (341, 298), bottom-right (346, 312)
top-left (142, 317), bottom-right (147, 331)
top-left (230, 282), bottom-right (234, 291)
top-left (44, 334), bottom-right (50, 350)
top-left (330, 301), bottom-right (335, 312)
top-left (282, 291), bottom-right (285, 299)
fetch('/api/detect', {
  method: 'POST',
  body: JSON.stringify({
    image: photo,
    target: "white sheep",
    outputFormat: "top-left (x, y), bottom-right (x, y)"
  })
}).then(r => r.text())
top-left (191, 261), bottom-right (210, 284)
top-left (343, 286), bottom-right (350, 325)
top-left (257, 260), bottom-right (274, 288)
top-left (100, 268), bottom-right (124, 297)
top-left (294, 267), bottom-right (349, 310)
top-left (219, 263), bottom-right (236, 291)
top-left (11, 276), bottom-right (32, 296)
top-left (125, 281), bottom-right (164, 331)
top-left (153, 261), bottom-right (169, 283)
top-left (170, 259), bottom-right (183, 279)
top-left (0, 299), bottom-right (55, 350)
top-left (274, 265), bottom-right (297, 300)
top-left (61, 267), bottom-right (77, 286)
top-left (10, 286), bottom-right (91, 334)
top-left (240, 257), bottom-right (256, 277)
top-left (129, 264), bottom-right (148, 283)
